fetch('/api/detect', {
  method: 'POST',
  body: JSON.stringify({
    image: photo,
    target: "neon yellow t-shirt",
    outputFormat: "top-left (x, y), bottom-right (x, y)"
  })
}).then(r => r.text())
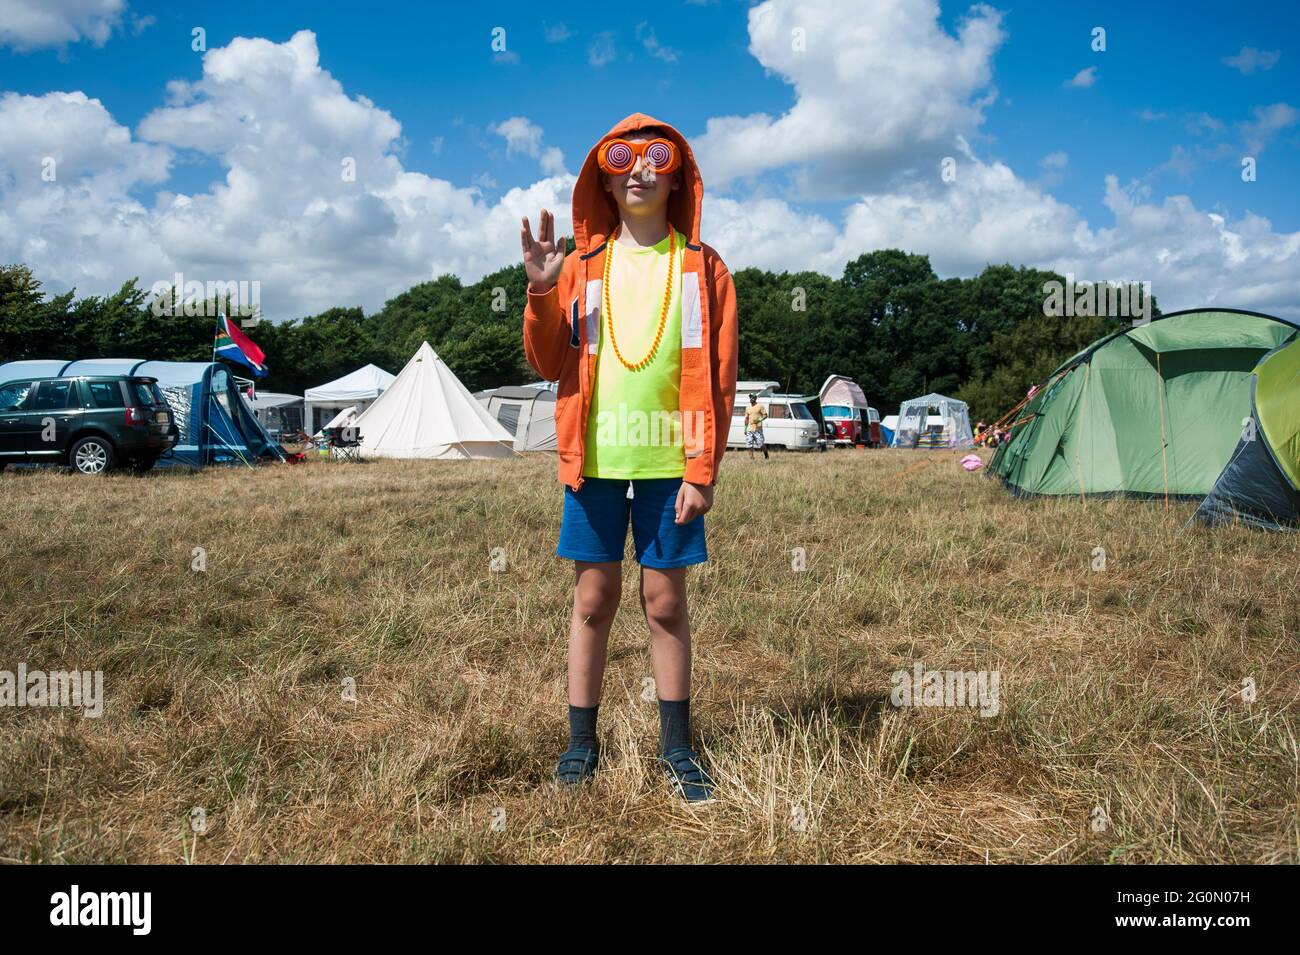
top-left (582, 228), bottom-right (686, 479)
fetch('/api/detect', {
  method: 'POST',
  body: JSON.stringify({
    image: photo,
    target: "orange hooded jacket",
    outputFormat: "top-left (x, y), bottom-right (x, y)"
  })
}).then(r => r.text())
top-left (523, 113), bottom-right (739, 491)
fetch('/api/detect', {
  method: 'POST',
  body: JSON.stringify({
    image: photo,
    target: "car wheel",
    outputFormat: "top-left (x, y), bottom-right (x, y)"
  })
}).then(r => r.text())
top-left (70, 436), bottom-right (115, 475)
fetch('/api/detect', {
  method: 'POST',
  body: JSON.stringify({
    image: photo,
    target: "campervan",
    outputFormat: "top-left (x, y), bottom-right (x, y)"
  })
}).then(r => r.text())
top-left (728, 393), bottom-right (822, 450)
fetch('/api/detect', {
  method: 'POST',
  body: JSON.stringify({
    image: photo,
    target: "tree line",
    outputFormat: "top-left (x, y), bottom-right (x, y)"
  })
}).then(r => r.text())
top-left (0, 251), bottom-right (1150, 422)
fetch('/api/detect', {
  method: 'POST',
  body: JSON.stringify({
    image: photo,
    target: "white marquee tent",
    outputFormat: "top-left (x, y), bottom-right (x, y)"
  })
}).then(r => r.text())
top-left (304, 363), bottom-right (395, 434)
top-left (351, 342), bottom-right (515, 459)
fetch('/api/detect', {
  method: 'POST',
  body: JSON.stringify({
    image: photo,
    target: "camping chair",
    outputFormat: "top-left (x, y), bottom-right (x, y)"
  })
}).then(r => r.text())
top-left (324, 426), bottom-right (363, 462)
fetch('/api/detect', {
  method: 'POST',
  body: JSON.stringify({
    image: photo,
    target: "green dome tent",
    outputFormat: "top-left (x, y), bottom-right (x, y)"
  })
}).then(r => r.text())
top-left (989, 308), bottom-right (1298, 499)
top-left (1192, 336), bottom-right (1300, 530)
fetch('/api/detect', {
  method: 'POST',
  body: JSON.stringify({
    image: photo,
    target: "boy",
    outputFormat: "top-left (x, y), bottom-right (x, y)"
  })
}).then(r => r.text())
top-left (519, 114), bottom-right (738, 803)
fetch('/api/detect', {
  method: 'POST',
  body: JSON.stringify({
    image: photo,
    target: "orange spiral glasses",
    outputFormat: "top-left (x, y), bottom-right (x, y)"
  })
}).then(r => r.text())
top-left (597, 137), bottom-right (681, 176)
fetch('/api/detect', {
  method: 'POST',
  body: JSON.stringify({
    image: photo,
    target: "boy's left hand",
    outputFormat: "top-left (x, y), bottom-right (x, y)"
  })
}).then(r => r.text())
top-left (675, 481), bottom-right (713, 525)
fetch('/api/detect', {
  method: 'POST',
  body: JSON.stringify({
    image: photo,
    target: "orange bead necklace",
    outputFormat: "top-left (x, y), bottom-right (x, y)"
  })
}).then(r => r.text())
top-left (602, 227), bottom-right (675, 372)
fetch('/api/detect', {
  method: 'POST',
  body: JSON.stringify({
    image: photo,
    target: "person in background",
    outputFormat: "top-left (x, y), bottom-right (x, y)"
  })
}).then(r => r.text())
top-left (744, 393), bottom-right (768, 460)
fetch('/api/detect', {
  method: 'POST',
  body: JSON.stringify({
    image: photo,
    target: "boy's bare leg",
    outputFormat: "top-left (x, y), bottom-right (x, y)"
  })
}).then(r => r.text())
top-left (641, 566), bottom-right (690, 700)
top-left (568, 561), bottom-right (621, 707)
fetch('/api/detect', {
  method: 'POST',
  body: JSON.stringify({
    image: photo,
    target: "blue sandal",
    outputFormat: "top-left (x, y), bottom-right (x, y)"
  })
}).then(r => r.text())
top-left (660, 747), bottom-right (716, 803)
top-left (554, 746), bottom-right (599, 785)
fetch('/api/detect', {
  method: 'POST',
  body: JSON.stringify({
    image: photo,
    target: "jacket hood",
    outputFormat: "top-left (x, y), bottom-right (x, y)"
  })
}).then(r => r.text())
top-left (572, 112), bottom-right (703, 254)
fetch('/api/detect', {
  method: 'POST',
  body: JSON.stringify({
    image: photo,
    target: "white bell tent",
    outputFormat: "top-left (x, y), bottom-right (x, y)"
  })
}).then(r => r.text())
top-left (891, 393), bottom-right (974, 450)
top-left (351, 342), bottom-right (515, 459)
top-left (304, 363), bottom-right (395, 434)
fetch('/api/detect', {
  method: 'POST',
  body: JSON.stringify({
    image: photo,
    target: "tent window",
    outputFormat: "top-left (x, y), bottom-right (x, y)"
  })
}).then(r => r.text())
top-left (497, 404), bottom-right (521, 435)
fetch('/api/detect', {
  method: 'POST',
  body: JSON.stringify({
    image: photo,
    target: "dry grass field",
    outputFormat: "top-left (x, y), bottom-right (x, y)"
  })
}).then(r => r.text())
top-left (1, 449), bottom-right (1296, 864)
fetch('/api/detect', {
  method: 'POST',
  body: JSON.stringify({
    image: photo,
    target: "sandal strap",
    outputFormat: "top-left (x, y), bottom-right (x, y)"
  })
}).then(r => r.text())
top-left (663, 748), bottom-right (705, 779)
top-left (556, 749), bottom-right (598, 774)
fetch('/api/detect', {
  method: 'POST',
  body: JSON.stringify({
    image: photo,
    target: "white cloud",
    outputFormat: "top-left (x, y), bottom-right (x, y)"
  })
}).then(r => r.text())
top-left (544, 22), bottom-right (572, 43)
top-left (1149, 145), bottom-right (1195, 181)
top-left (1037, 150), bottom-right (1068, 187)
top-left (700, 149), bottom-right (1300, 319)
top-left (0, 0), bottom-right (124, 51)
top-left (489, 116), bottom-right (567, 176)
top-left (692, 0), bottom-right (1005, 196)
top-left (1222, 46), bottom-right (1280, 75)
top-left (0, 32), bottom-right (575, 319)
top-left (4, 3), bottom-right (1300, 328)
top-left (684, 1), bottom-right (1300, 320)
top-left (588, 31), bottom-right (616, 67)
top-left (636, 22), bottom-right (680, 63)
top-left (1065, 66), bottom-right (1097, 89)
top-left (1185, 112), bottom-right (1226, 137)
top-left (0, 90), bottom-right (171, 287)
top-left (1238, 102), bottom-right (1299, 154)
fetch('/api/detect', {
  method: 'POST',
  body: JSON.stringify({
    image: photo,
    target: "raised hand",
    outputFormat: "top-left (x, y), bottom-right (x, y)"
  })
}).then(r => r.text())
top-left (520, 209), bottom-right (566, 293)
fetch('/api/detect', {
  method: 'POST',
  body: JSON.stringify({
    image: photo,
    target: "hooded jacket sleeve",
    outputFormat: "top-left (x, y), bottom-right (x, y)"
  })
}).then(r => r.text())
top-left (522, 256), bottom-right (575, 383)
top-left (706, 252), bottom-right (739, 481)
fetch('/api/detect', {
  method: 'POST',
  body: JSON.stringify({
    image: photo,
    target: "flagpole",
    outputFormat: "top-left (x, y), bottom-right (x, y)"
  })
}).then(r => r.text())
top-left (205, 301), bottom-right (224, 468)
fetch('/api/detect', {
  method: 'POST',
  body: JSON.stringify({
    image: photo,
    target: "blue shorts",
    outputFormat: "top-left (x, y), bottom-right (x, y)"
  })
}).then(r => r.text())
top-left (556, 477), bottom-right (708, 568)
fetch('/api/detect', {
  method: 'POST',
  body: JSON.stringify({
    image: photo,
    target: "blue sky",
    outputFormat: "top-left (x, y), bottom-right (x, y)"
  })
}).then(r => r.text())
top-left (1, 0), bottom-right (1297, 319)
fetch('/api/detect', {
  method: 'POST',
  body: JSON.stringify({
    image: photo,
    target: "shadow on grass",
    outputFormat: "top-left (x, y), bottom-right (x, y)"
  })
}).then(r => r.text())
top-left (774, 687), bottom-right (893, 736)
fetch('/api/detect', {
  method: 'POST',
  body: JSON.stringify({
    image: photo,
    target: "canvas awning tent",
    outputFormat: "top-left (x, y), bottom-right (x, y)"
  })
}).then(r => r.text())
top-left (891, 393), bottom-right (974, 449)
top-left (1192, 335), bottom-right (1300, 529)
top-left (351, 342), bottom-right (515, 459)
top-left (0, 358), bottom-right (281, 467)
top-left (990, 308), bottom-right (1299, 498)
top-left (304, 363), bottom-right (395, 434)
top-left (477, 385), bottom-right (557, 452)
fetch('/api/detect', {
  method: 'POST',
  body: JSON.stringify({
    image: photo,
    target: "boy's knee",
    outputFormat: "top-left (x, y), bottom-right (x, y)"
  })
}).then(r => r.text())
top-left (575, 581), bottom-right (620, 625)
top-left (642, 587), bottom-right (686, 630)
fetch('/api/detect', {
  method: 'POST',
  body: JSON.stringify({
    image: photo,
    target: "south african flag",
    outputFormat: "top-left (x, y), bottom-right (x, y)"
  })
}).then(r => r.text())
top-left (215, 313), bottom-right (268, 378)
